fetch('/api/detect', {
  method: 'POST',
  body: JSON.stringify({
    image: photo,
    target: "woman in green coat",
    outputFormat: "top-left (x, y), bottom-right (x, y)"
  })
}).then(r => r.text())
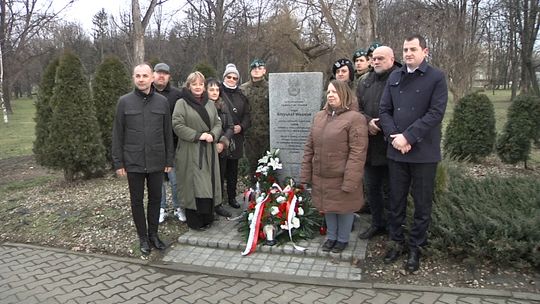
top-left (173, 72), bottom-right (223, 230)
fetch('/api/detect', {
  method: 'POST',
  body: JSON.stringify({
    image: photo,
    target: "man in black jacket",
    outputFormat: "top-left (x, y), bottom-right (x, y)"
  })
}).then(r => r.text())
top-left (112, 63), bottom-right (174, 255)
top-left (152, 63), bottom-right (186, 224)
top-left (357, 46), bottom-right (400, 240)
top-left (379, 35), bottom-right (448, 272)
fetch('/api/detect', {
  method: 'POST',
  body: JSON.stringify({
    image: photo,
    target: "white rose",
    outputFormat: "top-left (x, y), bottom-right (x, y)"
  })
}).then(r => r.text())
top-left (297, 207), bottom-right (304, 216)
top-left (270, 206), bottom-right (279, 215)
top-left (292, 217), bottom-right (300, 228)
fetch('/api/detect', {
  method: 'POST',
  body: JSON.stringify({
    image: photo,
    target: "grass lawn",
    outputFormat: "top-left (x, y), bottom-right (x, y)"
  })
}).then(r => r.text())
top-left (0, 98), bottom-right (36, 159)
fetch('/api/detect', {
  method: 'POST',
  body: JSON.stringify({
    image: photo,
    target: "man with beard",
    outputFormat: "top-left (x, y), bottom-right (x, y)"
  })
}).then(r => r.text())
top-left (152, 63), bottom-right (186, 224)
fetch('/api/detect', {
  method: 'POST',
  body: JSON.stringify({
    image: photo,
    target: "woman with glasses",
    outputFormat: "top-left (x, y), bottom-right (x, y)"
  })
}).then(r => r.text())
top-left (220, 64), bottom-right (251, 209)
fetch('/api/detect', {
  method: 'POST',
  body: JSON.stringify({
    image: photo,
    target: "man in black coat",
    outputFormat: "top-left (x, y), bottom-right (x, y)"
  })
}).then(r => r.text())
top-left (356, 46), bottom-right (400, 240)
top-left (379, 35), bottom-right (448, 272)
top-left (152, 63), bottom-right (186, 224)
top-left (112, 63), bottom-right (174, 255)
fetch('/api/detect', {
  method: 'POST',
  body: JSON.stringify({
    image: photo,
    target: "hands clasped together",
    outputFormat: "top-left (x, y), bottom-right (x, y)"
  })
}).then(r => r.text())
top-left (390, 133), bottom-right (411, 154)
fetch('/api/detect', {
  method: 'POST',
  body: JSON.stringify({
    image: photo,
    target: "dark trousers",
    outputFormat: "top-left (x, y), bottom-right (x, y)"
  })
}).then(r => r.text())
top-left (387, 159), bottom-right (437, 249)
top-left (219, 156), bottom-right (227, 200)
top-left (127, 172), bottom-right (163, 239)
top-left (224, 158), bottom-right (239, 202)
top-left (364, 164), bottom-right (390, 230)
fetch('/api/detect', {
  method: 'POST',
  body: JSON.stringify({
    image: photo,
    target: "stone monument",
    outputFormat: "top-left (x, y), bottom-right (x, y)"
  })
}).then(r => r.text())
top-left (268, 72), bottom-right (323, 181)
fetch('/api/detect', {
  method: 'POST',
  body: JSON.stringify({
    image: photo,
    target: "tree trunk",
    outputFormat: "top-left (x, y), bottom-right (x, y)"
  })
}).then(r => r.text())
top-left (131, 0), bottom-right (159, 65)
top-left (0, 43), bottom-right (8, 123)
top-left (355, 0), bottom-right (377, 48)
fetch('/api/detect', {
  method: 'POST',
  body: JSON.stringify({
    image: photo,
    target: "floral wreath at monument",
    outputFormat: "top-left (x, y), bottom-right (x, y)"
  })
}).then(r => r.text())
top-left (238, 149), bottom-right (324, 256)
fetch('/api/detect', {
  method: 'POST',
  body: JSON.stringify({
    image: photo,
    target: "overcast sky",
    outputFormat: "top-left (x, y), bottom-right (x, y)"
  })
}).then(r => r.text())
top-left (56, 0), bottom-right (182, 32)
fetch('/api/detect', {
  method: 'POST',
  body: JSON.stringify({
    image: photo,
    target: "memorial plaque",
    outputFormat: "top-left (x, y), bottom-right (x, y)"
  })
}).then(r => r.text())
top-left (269, 72), bottom-right (323, 181)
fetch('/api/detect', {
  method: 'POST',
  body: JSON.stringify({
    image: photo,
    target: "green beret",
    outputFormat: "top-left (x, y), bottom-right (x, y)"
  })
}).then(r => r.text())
top-left (250, 59), bottom-right (265, 70)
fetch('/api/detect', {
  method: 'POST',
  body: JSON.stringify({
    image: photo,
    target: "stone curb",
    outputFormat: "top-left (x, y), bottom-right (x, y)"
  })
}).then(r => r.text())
top-left (3, 242), bottom-right (537, 301)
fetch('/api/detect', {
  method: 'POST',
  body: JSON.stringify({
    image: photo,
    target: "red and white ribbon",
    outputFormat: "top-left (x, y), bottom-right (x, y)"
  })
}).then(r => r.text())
top-left (284, 192), bottom-right (306, 252)
top-left (241, 194), bottom-right (270, 256)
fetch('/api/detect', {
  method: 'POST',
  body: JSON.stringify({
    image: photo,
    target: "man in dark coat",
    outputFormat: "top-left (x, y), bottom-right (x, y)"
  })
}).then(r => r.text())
top-left (152, 62), bottom-right (186, 224)
top-left (356, 46), bottom-right (400, 240)
top-left (112, 63), bottom-right (174, 255)
top-left (379, 35), bottom-right (448, 272)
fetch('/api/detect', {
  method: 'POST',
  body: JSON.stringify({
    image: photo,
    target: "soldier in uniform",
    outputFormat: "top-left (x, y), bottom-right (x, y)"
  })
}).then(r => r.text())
top-left (241, 59), bottom-right (269, 174)
top-left (352, 48), bottom-right (370, 89)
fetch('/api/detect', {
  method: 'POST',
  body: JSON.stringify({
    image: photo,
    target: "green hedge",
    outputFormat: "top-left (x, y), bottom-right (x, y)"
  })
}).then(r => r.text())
top-left (430, 163), bottom-right (540, 267)
top-left (444, 92), bottom-right (496, 162)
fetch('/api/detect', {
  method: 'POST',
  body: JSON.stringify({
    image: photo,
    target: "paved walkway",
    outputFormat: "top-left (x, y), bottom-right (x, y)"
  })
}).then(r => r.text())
top-left (1, 243), bottom-right (538, 304)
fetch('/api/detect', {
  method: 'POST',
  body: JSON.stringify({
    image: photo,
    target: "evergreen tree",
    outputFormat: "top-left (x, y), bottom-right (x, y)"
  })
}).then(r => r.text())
top-left (92, 56), bottom-right (131, 165)
top-left (496, 95), bottom-right (540, 168)
top-left (193, 62), bottom-right (217, 79)
top-left (47, 52), bottom-right (106, 181)
top-left (444, 92), bottom-right (496, 162)
top-left (33, 58), bottom-right (59, 166)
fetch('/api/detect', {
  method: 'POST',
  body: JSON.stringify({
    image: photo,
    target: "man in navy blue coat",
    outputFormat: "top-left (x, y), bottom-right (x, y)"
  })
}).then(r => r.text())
top-left (378, 34), bottom-right (448, 272)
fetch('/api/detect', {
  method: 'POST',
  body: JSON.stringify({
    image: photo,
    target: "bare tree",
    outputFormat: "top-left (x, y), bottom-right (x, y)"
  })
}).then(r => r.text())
top-left (0, 43), bottom-right (7, 123)
top-left (355, 0), bottom-right (377, 48)
top-left (0, 0), bottom-right (73, 114)
top-left (505, 0), bottom-right (540, 95)
top-left (131, 0), bottom-right (160, 64)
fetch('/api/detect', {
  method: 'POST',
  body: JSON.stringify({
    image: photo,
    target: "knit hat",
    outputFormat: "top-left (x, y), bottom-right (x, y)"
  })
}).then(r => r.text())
top-left (154, 63), bottom-right (170, 73)
top-left (223, 63), bottom-right (240, 80)
top-left (249, 59), bottom-right (265, 70)
top-left (367, 41), bottom-right (383, 56)
top-left (352, 49), bottom-right (368, 61)
top-left (332, 58), bottom-right (354, 82)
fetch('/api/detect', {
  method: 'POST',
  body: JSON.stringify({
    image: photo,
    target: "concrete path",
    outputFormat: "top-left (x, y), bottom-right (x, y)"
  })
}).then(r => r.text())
top-left (1, 243), bottom-right (538, 304)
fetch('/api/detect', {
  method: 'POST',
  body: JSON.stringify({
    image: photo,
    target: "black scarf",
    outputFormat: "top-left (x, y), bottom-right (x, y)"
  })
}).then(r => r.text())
top-left (182, 87), bottom-right (211, 130)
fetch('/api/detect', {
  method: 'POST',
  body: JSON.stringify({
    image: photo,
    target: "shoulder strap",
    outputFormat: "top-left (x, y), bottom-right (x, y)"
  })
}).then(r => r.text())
top-left (221, 93), bottom-right (240, 124)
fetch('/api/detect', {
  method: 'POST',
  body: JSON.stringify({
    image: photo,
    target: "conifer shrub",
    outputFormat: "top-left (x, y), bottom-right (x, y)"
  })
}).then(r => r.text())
top-left (444, 92), bottom-right (496, 162)
top-left (193, 62), bottom-right (217, 79)
top-left (47, 52), bottom-right (106, 181)
top-left (92, 56), bottom-right (131, 165)
top-left (33, 58), bottom-right (60, 166)
top-left (496, 95), bottom-right (540, 167)
top-left (431, 164), bottom-right (540, 267)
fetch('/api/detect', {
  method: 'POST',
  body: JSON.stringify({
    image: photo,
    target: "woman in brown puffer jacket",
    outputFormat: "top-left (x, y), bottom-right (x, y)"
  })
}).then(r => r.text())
top-left (301, 79), bottom-right (368, 253)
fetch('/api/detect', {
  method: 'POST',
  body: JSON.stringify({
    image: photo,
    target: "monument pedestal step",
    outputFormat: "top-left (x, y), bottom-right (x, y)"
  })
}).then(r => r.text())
top-left (165, 204), bottom-right (370, 281)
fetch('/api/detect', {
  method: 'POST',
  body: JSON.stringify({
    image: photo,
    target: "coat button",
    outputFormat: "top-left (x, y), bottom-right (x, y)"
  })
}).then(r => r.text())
top-left (399, 91), bottom-right (403, 94)
top-left (397, 108), bottom-right (400, 111)
top-left (416, 89), bottom-right (420, 93)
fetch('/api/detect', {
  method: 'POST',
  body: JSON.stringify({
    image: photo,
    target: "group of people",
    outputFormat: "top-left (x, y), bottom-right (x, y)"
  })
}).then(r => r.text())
top-left (301, 34), bottom-right (447, 272)
top-left (111, 33), bottom-right (448, 273)
top-left (111, 59), bottom-right (269, 255)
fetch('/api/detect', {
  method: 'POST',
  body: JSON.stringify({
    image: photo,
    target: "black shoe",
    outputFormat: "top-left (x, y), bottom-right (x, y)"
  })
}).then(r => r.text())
top-left (405, 249), bottom-right (420, 272)
top-left (358, 226), bottom-right (386, 240)
top-left (383, 242), bottom-right (404, 264)
top-left (139, 237), bottom-right (151, 255)
top-left (331, 241), bottom-right (348, 253)
top-left (215, 204), bottom-right (232, 217)
top-left (149, 235), bottom-right (166, 250)
top-left (229, 199), bottom-right (240, 209)
top-left (321, 239), bottom-right (337, 252)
